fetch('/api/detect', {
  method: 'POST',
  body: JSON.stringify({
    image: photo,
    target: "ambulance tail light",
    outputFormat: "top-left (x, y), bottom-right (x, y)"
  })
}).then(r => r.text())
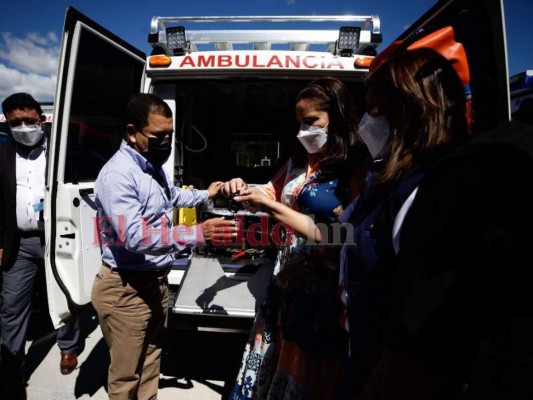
top-left (149, 55), bottom-right (172, 67)
top-left (354, 56), bottom-right (374, 68)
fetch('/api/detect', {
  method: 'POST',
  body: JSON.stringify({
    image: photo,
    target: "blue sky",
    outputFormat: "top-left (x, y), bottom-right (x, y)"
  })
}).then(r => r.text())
top-left (0, 0), bottom-right (530, 104)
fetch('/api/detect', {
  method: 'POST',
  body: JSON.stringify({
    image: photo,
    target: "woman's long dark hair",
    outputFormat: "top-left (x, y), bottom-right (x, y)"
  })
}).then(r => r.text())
top-left (293, 77), bottom-right (363, 178)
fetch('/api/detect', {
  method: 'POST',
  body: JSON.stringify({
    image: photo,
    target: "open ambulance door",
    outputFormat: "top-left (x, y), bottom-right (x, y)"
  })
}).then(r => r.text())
top-left (376, 0), bottom-right (509, 134)
top-left (44, 7), bottom-right (145, 326)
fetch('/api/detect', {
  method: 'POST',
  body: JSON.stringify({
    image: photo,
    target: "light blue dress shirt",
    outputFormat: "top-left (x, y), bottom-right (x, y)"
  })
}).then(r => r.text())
top-left (94, 140), bottom-right (208, 271)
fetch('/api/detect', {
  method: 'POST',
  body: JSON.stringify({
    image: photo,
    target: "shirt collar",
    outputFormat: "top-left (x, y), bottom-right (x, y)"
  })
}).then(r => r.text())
top-left (15, 136), bottom-right (47, 158)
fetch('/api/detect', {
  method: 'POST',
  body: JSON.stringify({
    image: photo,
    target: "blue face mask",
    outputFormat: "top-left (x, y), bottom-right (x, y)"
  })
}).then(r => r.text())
top-left (358, 113), bottom-right (390, 159)
top-left (296, 123), bottom-right (328, 154)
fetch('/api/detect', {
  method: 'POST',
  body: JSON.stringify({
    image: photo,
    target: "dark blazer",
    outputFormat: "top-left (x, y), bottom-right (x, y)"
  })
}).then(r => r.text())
top-left (0, 139), bottom-right (20, 269)
top-left (381, 121), bottom-right (533, 398)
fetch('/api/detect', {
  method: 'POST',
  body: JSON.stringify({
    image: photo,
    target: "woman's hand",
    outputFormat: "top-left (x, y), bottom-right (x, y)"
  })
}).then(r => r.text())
top-left (221, 178), bottom-right (248, 198)
top-left (234, 190), bottom-right (269, 213)
top-left (333, 204), bottom-right (344, 216)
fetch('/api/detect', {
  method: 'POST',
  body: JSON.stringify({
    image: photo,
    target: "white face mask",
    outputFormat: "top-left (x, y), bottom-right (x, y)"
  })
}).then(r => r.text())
top-left (296, 123), bottom-right (328, 154)
top-left (10, 124), bottom-right (44, 147)
top-left (358, 113), bottom-right (390, 159)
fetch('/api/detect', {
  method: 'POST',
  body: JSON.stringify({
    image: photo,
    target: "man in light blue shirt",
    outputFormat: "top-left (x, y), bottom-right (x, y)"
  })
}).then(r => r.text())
top-left (92, 93), bottom-right (236, 400)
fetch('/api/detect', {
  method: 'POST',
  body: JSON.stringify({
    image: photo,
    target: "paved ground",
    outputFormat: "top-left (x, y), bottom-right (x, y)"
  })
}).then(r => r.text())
top-left (6, 308), bottom-right (248, 400)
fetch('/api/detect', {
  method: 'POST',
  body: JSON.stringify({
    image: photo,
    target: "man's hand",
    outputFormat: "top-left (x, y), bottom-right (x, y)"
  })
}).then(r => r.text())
top-left (0, 248), bottom-right (3, 266)
top-left (200, 217), bottom-right (238, 245)
top-left (207, 181), bottom-right (224, 198)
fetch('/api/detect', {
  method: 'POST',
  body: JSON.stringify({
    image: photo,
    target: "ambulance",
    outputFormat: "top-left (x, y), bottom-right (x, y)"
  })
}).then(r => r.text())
top-left (510, 69), bottom-right (533, 116)
top-left (45, 0), bottom-right (510, 331)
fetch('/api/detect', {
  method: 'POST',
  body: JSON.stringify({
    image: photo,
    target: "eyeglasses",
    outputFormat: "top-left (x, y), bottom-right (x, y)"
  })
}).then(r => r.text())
top-left (8, 117), bottom-right (40, 127)
top-left (137, 129), bottom-right (172, 140)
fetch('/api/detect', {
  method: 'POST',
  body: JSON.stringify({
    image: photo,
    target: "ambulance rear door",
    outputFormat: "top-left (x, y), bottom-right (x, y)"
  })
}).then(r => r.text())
top-left (378, 0), bottom-right (509, 132)
top-left (44, 7), bottom-right (145, 326)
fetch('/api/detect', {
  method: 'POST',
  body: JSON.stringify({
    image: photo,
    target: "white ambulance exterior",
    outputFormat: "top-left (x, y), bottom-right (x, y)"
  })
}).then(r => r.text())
top-left (44, 0), bottom-right (510, 331)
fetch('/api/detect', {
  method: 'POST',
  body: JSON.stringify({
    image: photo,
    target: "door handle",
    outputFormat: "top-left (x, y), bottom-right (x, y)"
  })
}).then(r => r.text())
top-left (79, 188), bottom-right (94, 196)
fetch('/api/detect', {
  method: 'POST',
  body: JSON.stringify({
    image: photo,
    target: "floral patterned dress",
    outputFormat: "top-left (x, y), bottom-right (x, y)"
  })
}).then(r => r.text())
top-left (229, 158), bottom-right (356, 400)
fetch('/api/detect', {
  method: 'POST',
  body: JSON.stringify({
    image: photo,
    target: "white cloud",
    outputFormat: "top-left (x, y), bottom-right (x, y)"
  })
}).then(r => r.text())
top-left (0, 32), bottom-right (59, 103)
top-left (0, 64), bottom-right (56, 103)
top-left (287, 0), bottom-right (296, 5)
top-left (27, 31), bottom-right (60, 47)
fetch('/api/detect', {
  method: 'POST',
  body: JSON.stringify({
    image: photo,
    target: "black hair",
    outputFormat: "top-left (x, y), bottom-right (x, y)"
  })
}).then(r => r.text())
top-left (125, 93), bottom-right (173, 132)
top-left (2, 93), bottom-right (43, 117)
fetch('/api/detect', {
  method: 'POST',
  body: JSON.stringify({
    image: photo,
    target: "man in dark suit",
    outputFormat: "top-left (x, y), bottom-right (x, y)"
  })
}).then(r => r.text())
top-left (0, 93), bottom-right (81, 394)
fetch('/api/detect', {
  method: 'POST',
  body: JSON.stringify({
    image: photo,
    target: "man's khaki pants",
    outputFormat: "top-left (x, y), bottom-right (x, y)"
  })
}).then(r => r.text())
top-left (92, 264), bottom-right (169, 400)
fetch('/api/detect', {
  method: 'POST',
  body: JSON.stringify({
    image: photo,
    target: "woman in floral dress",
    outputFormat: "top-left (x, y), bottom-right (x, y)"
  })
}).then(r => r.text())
top-left (223, 77), bottom-right (369, 399)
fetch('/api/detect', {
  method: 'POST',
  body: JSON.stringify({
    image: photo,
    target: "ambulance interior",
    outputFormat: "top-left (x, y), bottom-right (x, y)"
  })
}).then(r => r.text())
top-left (168, 78), bottom-right (367, 190)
